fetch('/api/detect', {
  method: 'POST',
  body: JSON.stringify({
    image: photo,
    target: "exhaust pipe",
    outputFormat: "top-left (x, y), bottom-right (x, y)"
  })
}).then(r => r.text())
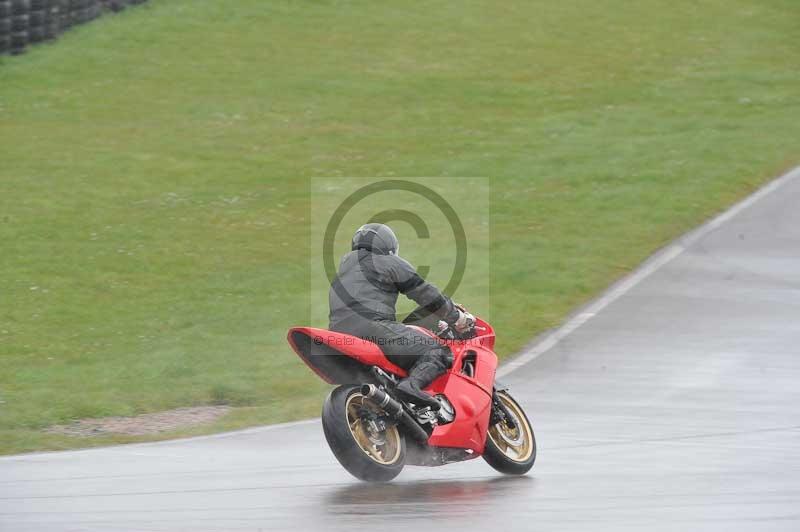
top-left (361, 384), bottom-right (429, 443)
top-left (361, 384), bottom-right (404, 417)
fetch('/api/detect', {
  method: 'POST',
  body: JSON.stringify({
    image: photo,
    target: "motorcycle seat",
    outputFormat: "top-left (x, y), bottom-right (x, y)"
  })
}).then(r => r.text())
top-left (288, 327), bottom-right (408, 378)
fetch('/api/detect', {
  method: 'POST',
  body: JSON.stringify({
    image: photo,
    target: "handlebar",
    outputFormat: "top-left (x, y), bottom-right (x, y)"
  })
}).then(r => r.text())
top-left (404, 304), bottom-right (487, 340)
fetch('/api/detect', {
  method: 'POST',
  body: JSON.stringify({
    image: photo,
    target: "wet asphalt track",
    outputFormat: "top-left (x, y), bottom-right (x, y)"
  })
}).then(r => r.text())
top-left (2, 169), bottom-right (800, 531)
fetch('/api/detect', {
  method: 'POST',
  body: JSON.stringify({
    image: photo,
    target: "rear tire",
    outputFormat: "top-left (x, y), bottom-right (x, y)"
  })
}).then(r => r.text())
top-left (322, 385), bottom-right (405, 482)
top-left (483, 390), bottom-right (536, 475)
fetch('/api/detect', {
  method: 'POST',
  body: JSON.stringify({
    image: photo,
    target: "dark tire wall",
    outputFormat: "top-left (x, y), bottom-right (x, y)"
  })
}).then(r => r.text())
top-left (481, 391), bottom-right (537, 475)
top-left (321, 385), bottom-right (407, 482)
top-left (0, 0), bottom-right (149, 56)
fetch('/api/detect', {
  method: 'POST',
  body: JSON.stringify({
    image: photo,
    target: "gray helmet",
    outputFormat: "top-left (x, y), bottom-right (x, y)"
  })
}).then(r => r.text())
top-left (351, 223), bottom-right (399, 255)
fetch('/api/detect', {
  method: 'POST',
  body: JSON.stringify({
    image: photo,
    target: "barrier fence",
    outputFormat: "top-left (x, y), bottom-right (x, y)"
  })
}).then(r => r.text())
top-left (0, 0), bottom-right (148, 56)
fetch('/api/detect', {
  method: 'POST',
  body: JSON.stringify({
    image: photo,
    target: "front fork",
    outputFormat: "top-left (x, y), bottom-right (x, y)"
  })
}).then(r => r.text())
top-left (490, 388), bottom-right (517, 429)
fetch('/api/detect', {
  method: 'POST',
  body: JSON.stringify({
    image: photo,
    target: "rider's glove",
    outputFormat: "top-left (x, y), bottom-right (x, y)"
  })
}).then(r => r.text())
top-left (454, 309), bottom-right (475, 333)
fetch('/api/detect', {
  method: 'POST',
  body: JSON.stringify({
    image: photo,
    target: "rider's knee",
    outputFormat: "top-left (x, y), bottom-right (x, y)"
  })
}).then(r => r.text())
top-left (440, 347), bottom-right (454, 369)
top-left (422, 346), bottom-right (453, 371)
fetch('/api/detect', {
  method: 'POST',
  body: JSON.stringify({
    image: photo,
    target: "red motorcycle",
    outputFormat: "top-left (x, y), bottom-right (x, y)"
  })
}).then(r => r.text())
top-left (287, 308), bottom-right (536, 481)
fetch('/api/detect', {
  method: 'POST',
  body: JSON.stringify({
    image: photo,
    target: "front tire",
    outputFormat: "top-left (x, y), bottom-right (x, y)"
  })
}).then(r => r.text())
top-left (483, 390), bottom-right (536, 475)
top-left (322, 385), bottom-right (406, 482)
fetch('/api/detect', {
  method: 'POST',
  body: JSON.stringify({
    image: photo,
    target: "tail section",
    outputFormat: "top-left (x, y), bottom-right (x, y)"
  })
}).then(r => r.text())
top-left (287, 327), bottom-right (408, 384)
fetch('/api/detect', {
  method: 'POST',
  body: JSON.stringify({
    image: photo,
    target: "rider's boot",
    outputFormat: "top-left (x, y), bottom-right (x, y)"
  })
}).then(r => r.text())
top-left (395, 361), bottom-right (443, 410)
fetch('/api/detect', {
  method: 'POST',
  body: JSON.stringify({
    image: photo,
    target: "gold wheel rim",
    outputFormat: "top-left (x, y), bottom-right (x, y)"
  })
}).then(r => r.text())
top-left (487, 393), bottom-right (533, 462)
top-left (345, 392), bottom-right (402, 465)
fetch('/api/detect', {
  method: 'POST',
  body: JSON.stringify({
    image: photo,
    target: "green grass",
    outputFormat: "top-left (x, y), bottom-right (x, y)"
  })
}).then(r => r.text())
top-left (1, 0), bottom-right (798, 454)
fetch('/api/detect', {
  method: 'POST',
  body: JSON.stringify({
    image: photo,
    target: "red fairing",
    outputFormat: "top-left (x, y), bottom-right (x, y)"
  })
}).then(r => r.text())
top-left (287, 315), bottom-right (500, 455)
top-left (426, 340), bottom-right (497, 453)
top-left (397, 323), bottom-right (496, 452)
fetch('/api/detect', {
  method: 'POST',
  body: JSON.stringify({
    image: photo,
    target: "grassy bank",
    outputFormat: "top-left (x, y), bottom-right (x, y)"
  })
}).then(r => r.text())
top-left (1, 0), bottom-right (798, 454)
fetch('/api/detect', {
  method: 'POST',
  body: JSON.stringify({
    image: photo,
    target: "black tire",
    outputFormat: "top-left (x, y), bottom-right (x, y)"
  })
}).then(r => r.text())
top-left (44, 6), bottom-right (58, 38)
top-left (10, 0), bottom-right (28, 15)
top-left (0, 18), bottom-right (11, 35)
top-left (482, 390), bottom-right (536, 475)
top-left (9, 29), bottom-right (25, 53)
top-left (58, 1), bottom-right (70, 28)
top-left (322, 385), bottom-right (406, 482)
top-left (10, 14), bottom-right (26, 31)
top-left (0, 2), bottom-right (12, 18)
top-left (69, 3), bottom-right (80, 25)
top-left (0, 34), bottom-right (10, 52)
top-left (28, 9), bottom-right (46, 26)
top-left (28, 24), bottom-right (43, 41)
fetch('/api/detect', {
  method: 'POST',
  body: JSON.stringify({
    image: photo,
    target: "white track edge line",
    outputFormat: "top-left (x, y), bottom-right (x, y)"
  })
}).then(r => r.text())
top-left (497, 165), bottom-right (800, 377)
top-left (0, 419), bottom-right (320, 461)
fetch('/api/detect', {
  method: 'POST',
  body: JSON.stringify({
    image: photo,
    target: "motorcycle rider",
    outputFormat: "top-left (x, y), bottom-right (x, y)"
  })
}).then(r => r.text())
top-left (329, 223), bottom-right (472, 409)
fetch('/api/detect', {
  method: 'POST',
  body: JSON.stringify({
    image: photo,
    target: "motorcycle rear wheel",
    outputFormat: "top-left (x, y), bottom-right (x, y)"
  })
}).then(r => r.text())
top-left (483, 390), bottom-right (536, 475)
top-left (322, 385), bottom-right (406, 482)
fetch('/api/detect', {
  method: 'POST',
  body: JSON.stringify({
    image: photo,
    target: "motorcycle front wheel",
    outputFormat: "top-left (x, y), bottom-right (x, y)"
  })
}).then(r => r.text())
top-left (322, 385), bottom-right (406, 482)
top-left (483, 390), bottom-right (536, 475)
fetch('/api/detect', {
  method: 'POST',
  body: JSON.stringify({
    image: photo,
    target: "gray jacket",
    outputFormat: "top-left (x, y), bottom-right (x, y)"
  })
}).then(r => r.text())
top-left (329, 249), bottom-right (459, 330)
